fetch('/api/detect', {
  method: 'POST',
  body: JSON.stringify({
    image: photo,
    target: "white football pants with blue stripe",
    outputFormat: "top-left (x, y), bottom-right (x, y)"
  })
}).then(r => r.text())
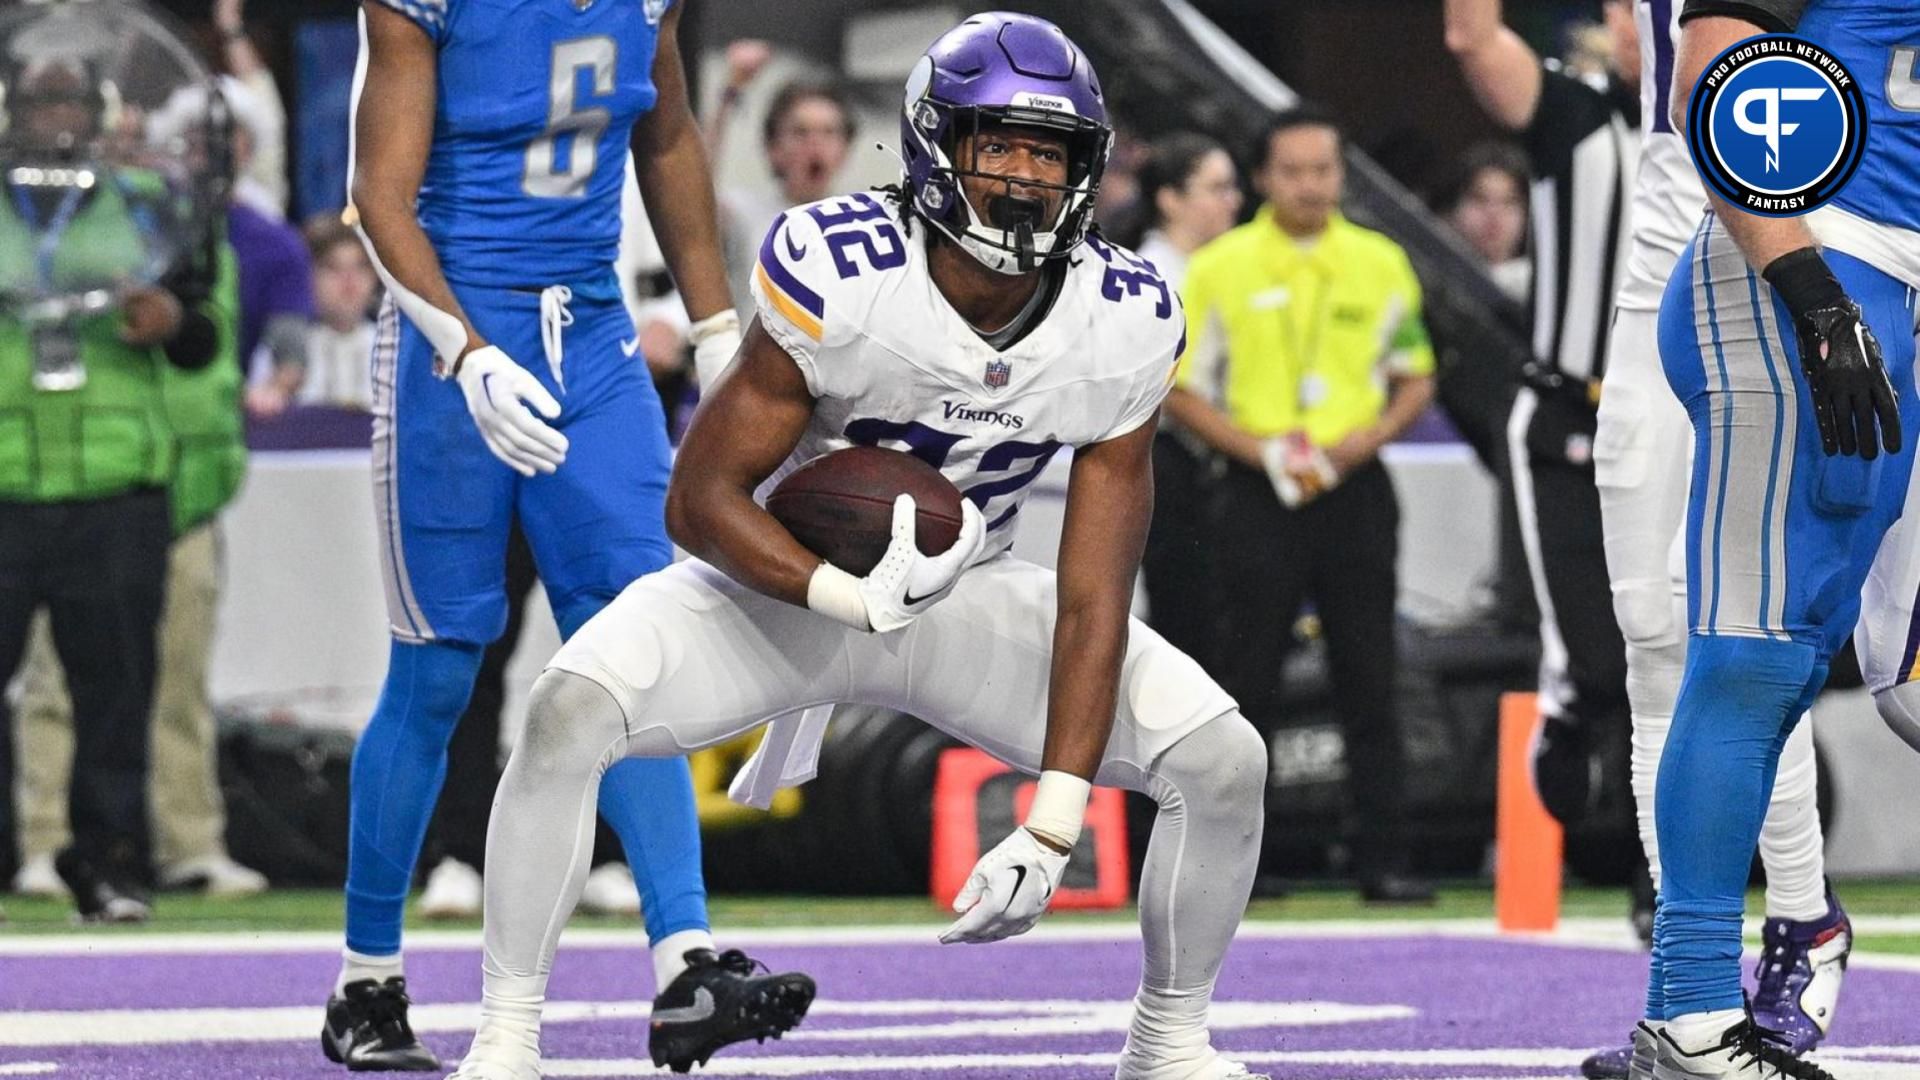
top-left (1649, 213), bottom-right (1920, 1021)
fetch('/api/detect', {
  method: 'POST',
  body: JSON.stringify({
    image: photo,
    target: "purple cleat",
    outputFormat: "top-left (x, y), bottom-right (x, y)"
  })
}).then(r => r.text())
top-left (1750, 884), bottom-right (1851, 1052)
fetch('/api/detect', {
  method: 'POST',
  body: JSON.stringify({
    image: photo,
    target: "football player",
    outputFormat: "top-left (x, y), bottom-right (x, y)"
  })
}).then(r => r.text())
top-left (1640, 0), bottom-right (1919, 1077)
top-left (454, 13), bottom-right (1269, 1080)
top-left (330, 0), bottom-right (812, 1071)
top-left (1580, 1), bottom-right (1855, 1075)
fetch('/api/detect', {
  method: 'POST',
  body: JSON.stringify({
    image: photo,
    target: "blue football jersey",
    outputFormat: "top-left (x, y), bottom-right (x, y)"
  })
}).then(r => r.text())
top-left (372, 0), bottom-right (670, 287)
top-left (1797, 0), bottom-right (1920, 232)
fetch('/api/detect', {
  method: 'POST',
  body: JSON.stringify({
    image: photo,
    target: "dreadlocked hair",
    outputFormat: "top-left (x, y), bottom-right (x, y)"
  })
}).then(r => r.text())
top-left (873, 182), bottom-right (918, 237)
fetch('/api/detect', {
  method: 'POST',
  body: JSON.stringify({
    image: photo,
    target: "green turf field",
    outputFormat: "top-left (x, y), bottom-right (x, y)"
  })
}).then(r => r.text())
top-left (5, 881), bottom-right (1917, 954)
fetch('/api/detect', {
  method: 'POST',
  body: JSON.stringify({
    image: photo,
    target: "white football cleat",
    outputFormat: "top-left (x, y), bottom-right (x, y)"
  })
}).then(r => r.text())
top-left (11, 852), bottom-right (68, 898)
top-left (418, 858), bottom-right (484, 920)
top-left (451, 1023), bottom-right (541, 1080)
top-left (578, 862), bottom-right (641, 916)
top-left (1651, 1013), bottom-right (1834, 1079)
top-left (1115, 1046), bottom-right (1270, 1080)
top-left (159, 854), bottom-right (268, 897)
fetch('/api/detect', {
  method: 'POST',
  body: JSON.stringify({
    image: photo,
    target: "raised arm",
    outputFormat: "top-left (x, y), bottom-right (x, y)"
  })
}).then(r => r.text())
top-left (1443, 0), bottom-right (1544, 130)
top-left (633, 1), bottom-right (740, 389)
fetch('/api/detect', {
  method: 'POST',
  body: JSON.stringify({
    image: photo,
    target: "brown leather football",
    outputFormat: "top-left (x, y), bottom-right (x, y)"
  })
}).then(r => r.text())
top-left (767, 446), bottom-right (965, 576)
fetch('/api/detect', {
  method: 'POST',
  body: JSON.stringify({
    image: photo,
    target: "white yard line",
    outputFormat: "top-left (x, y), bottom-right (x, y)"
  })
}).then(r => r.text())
top-left (0, 914), bottom-right (1915, 957)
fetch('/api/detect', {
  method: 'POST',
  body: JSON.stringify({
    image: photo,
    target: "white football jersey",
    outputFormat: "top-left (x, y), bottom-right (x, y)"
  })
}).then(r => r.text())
top-left (1617, 0), bottom-right (1706, 312)
top-left (749, 192), bottom-right (1184, 561)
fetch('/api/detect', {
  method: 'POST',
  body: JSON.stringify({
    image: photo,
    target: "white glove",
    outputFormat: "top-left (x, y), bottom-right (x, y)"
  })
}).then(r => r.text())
top-left (807, 493), bottom-right (987, 633)
top-left (939, 827), bottom-right (1069, 944)
top-left (454, 345), bottom-right (569, 477)
top-left (690, 309), bottom-right (742, 393)
top-left (1260, 435), bottom-right (1337, 508)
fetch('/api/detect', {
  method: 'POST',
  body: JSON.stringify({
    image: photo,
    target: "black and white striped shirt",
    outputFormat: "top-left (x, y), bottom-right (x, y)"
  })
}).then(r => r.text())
top-left (1522, 62), bottom-right (1639, 383)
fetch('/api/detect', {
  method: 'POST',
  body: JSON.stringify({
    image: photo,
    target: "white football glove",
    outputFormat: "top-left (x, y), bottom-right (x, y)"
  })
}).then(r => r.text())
top-left (689, 309), bottom-right (742, 393)
top-left (454, 345), bottom-right (569, 477)
top-left (807, 493), bottom-right (987, 633)
top-left (939, 827), bottom-right (1069, 944)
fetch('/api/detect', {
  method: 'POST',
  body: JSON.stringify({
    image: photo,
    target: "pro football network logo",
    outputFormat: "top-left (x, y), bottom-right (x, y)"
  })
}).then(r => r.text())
top-left (1685, 35), bottom-right (1867, 217)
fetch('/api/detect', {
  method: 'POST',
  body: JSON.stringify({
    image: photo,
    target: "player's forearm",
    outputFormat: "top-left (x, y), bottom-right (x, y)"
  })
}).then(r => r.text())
top-left (1041, 601), bottom-right (1128, 782)
top-left (1671, 15), bottom-right (1761, 132)
top-left (666, 483), bottom-right (820, 608)
top-left (352, 195), bottom-right (483, 359)
top-left (635, 119), bottom-right (734, 322)
top-left (1673, 15), bottom-right (1818, 270)
top-left (1163, 387), bottom-right (1265, 468)
top-left (1708, 198), bottom-right (1818, 270)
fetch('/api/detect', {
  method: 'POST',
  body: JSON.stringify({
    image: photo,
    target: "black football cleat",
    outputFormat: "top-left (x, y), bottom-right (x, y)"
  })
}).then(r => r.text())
top-left (321, 976), bottom-right (442, 1071)
top-left (54, 847), bottom-right (151, 924)
top-left (649, 948), bottom-right (816, 1073)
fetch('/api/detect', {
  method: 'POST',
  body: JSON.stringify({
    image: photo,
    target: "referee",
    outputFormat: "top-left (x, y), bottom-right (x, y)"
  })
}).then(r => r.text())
top-left (1443, 0), bottom-right (1639, 825)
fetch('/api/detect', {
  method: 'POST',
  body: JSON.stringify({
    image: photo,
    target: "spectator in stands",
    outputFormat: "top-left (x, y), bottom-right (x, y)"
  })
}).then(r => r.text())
top-left (1434, 141), bottom-right (1531, 302)
top-left (298, 214), bottom-right (377, 411)
top-left (0, 55), bottom-right (235, 920)
top-left (1128, 132), bottom-right (1242, 671)
top-left (1167, 107), bottom-right (1438, 904)
top-left (706, 44), bottom-right (855, 315)
top-left (211, 0), bottom-right (289, 219)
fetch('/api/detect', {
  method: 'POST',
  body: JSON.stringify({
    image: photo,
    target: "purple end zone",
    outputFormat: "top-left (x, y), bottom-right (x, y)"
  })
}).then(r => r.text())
top-left (2, 933), bottom-right (1916, 1079)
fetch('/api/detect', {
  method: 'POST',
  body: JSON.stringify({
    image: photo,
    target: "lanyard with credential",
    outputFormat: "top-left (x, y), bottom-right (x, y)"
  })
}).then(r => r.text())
top-left (1278, 254), bottom-right (1334, 415)
top-left (10, 181), bottom-right (88, 287)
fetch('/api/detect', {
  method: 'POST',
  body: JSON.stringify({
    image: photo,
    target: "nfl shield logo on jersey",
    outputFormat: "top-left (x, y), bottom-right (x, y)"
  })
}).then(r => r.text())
top-left (984, 359), bottom-right (1012, 389)
top-left (643, 0), bottom-right (667, 23)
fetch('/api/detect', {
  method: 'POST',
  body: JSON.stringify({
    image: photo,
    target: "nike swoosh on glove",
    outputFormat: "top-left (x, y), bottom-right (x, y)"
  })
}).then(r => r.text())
top-left (939, 827), bottom-right (1069, 945)
top-left (859, 494), bottom-right (986, 633)
top-left (455, 345), bottom-right (569, 476)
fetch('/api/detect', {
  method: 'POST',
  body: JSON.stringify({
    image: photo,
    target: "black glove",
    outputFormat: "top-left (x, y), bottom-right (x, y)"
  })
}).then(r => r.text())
top-left (1763, 247), bottom-right (1901, 460)
top-left (1531, 713), bottom-right (1595, 828)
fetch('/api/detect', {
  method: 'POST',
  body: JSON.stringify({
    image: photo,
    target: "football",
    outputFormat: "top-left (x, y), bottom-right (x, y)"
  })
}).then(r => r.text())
top-left (767, 446), bottom-right (966, 576)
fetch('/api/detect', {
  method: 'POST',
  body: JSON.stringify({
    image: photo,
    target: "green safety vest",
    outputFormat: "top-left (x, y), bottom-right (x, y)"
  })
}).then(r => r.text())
top-left (0, 180), bottom-right (243, 530)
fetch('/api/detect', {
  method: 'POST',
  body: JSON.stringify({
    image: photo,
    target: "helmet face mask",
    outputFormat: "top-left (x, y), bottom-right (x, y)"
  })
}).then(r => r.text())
top-left (899, 14), bottom-right (1112, 276)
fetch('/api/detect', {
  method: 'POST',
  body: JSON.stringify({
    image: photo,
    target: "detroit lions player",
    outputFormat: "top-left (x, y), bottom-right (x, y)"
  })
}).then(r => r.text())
top-left (1643, 0), bottom-right (1920, 1076)
top-left (1582, 2), bottom-right (1857, 1075)
top-left (328, 0), bottom-right (812, 1071)
top-left (453, 13), bottom-right (1270, 1080)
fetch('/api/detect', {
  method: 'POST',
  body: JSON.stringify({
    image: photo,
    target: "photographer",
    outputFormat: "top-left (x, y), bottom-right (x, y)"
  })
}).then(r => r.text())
top-left (0, 53), bottom-right (233, 922)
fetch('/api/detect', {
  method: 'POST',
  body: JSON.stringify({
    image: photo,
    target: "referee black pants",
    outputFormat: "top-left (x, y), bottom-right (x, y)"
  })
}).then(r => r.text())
top-left (1211, 459), bottom-right (1411, 872)
top-left (1507, 388), bottom-right (1630, 821)
top-left (0, 488), bottom-right (171, 883)
top-left (1142, 431), bottom-right (1220, 671)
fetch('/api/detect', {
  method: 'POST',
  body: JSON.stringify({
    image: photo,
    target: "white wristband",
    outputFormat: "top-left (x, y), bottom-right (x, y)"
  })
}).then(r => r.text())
top-left (806, 561), bottom-right (870, 631)
top-left (1024, 770), bottom-right (1092, 850)
top-left (688, 309), bottom-right (740, 345)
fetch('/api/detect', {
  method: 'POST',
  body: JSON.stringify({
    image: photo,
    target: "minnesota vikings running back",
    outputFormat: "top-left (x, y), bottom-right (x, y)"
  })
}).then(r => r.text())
top-left (454, 12), bottom-right (1270, 1080)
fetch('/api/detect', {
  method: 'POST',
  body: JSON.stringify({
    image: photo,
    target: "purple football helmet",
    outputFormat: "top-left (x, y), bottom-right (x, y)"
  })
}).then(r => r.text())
top-left (899, 12), bottom-right (1111, 274)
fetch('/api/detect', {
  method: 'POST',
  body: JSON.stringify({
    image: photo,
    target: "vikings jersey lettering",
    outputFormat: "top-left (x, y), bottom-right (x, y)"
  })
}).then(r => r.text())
top-left (751, 192), bottom-right (1185, 557)
top-left (366, 0), bottom-right (671, 287)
